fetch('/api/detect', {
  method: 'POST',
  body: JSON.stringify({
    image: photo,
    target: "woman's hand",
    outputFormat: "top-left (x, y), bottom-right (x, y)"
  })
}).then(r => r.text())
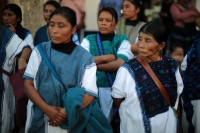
top-left (18, 57), bottom-right (27, 74)
top-left (8, 24), bottom-right (16, 33)
top-left (103, 54), bottom-right (116, 63)
top-left (94, 54), bottom-right (116, 65)
top-left (46, 106), bottom-right (67, 126)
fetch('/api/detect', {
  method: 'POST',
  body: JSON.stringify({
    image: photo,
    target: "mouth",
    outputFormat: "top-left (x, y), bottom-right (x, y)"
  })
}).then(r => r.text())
top-left (100, 28), bottom-right (108, 31)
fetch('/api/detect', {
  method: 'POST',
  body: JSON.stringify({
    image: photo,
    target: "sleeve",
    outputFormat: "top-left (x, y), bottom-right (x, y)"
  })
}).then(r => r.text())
top-left (72, 32), bottom-right (80, 45)
top-left (181, 55), bottom-right (188, 72)
top-left (23, 49), bottom-right (40, 80)
top-left (170, 3), bottom-right (195, 20)
top-left (112, 66), bottom-right (136, 98)
top-left (117, 37), bottom-right (134, 62)
top-left (173, 67), bottom-right (184, 109)
top-left (80, 38), bottom-right (90, 52)
top-left (78, 0), bottom-right (85, 12)
top-left (81, 62), bottom-right (98, 97)
top-left (23, 32), bottom-right (34, 49)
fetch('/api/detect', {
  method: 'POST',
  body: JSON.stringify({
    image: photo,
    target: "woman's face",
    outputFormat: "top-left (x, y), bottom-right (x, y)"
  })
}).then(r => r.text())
top-left (43, 4), bottom-right (56, 23)
top-left (97, 11), bottom-right (118, 34)
top-left (137, 32), bottom-right (165, 60)
top-left (2, 9), bottom-right (20, 27)
top-left (122, 0), bottom-right (140, 20)
top-left (48, 14), bottom-right (76, 44)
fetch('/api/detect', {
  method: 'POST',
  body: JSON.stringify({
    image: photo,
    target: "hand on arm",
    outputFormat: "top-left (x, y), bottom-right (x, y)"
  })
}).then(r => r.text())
top-left (94, 54), bottom-right (116, 65)
top-left (18, 48), bottom-right (32, 74)
top-left (97, 58), bottom-right (125, 71)
top-left (24, 80), bottom-right (66, 126)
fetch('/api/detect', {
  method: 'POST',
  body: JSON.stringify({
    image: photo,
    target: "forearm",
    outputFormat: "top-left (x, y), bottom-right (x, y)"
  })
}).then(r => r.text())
top-left (113, 98), bottom-right (124, 108)
top-left (24, 80), bottom-right (49, 113)
top-left (131, 43), bottom-right (138, 56)
top-left (79, 94), bottom-right (94, 110)
top-left (20, 48), bottom-right (32, 61)
top-left (97, 59), bottom-right (124, 71)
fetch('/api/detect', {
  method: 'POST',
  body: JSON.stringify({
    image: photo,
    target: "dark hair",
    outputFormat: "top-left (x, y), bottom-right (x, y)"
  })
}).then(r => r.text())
top-left (98, 7), bottom-right (118, 23)
top-left (2, 3), bottom-right (22, 24)
top-left (127, 0), bottom-right (147, 22)
top-left (43, 0), bottom-right (60, 10)
top-left (170, 42), bottom-right (184, 54)
top-left (49, 7), bottom-right (77, 27)
top-left (139, 20), bottom-right (167, 44)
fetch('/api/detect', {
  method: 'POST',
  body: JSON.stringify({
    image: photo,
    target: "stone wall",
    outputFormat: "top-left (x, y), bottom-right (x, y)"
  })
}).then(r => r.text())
top-left (8, 0), bottom-right (60, 37)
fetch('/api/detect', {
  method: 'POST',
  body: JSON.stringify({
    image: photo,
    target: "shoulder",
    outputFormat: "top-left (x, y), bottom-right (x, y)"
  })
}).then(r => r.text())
top-left (76, 45), bottom-right (93, 57)
top-left (114, 34), bottom-right (129, 41)
top-left (162, 56), bottom-right (178, 70)
top-left (84, 34), bottom-right (96, 40)
top-left (36, 25), bottom-right (47, 34)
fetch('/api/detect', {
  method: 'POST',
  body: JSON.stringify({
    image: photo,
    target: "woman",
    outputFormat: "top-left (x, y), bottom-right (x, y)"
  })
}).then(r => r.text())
top-left (81, 7), bottom-right (133, 124)
top-left (170, 0), bottom-right (200, 55)
top-left (34, 1), bottom-right (80, 46)
top-left (112, 21), bottom-right (183, 133)
top-left (181, 38), bottom-right (200, 133)
top-left (2, 3), bottom-right (33, 49)
top-left (24, 7), bottom-right (112, 133)
top-left (0, 25), bottom-right (32, 133)
top-left (117, 0), bottom-right (146, 55)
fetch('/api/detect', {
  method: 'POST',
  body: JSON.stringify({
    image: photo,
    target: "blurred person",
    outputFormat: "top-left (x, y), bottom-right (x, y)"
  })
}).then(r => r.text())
top-left (24, 7), bottom-right (112, 133)
top-left (2, 4), bottom-right (34, 132)
top-left (160, 0), bottom-right (174, 54)
top-left (170, 43), bottom-right (184, 70)
top-left (170, 0), bottom-right (200, 55)
top-left (98, 0), bottom-right (123, 21)
top-left (61, 0), bottom-right (86, 41)
top-left (34, 1), bottom-right (80, 46)
top-left (112, 21), bottom-right (183, 133)
top-left (117, 0), bottom-right (146, 56)
top-left (181, 38), bottom-right (200, 133)
top-left (81, 7), bottom-right (133, 132)
top-left (0, 25), bottom-right (32, 133)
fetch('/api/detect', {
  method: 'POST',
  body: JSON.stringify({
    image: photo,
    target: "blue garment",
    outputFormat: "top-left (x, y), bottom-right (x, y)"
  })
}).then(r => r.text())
top-left (99, 0), bottom-right (123, 21)
top-left (60, 87), bottom-right (113, 133)
top-left (24, 41), bottom-right (96, 133)
top-left (34, 25), bottom-right (80, 46)
top-left (125, 56), bottom-right (178, 118)
top-left (181, 39), bottom-right (200, 133)
top-left (123, 56), bottom-right (178, 133)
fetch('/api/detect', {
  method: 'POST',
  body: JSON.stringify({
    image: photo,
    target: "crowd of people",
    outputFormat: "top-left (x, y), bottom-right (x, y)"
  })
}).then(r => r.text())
top-left (0, 0), bottom-right (200, 133)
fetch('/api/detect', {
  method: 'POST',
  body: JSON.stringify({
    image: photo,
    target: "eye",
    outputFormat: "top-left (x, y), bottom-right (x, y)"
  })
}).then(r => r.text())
top-left (49, 23), bottom-right (54, 27)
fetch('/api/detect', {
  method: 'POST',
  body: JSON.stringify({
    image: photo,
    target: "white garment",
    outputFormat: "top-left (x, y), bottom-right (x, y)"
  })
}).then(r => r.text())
top-left (112, 66), bottom-right (183, 133)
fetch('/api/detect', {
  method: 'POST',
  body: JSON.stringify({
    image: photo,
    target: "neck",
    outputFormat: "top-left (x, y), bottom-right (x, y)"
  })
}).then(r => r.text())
top-left (140, 54), bottom-right (161, 63)
top-left (129, 16), bottom-right (138, 21)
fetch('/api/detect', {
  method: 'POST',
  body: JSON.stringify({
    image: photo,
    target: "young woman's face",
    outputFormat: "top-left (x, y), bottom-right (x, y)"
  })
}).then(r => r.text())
top-left (137, 32), bottom-right (165, 60)
top-left (170, 47), bottom-right (184, 64)
top-left (97, 11), bottom-right (118, 35)
top-left (43, 4), bottom-right (56, 23)
top-left (2, 9), bottom-right (20, 27)
top-left (48, 14), bottom-right (76, 44)
top-left (122, 0), bottom-right (140, 20)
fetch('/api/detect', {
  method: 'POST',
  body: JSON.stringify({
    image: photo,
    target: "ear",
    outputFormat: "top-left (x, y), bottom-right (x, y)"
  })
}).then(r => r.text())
top-left (159, 42), bottom-right (166, 51)
top-left (17, 17), bottom-right (21, 22)
top-left (114, 21), bottom-right (118, 28)
top-left (136, 7), bottom-right (140, 14)
top-left (71, 26), bottom-right (77, 35)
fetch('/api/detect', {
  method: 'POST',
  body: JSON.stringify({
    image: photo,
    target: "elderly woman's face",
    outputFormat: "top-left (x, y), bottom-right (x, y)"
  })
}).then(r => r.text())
top-left (137, 32), bottom-right (164, 60)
